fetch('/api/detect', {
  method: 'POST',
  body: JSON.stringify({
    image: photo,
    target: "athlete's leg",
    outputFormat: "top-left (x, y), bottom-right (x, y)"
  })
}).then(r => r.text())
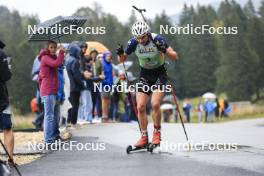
top-left (134, 92), bottom-right (149, 147)
top-left (136, 92), bottom-right (149, 131)
top-left (151, 90), bottom-right (164, 145)
top-left (151, 91), bottom-right (164, 127)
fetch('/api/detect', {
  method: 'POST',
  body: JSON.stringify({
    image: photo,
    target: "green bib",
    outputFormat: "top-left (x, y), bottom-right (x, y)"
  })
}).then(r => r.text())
top-left (135, 33), bottom-right (164, 69)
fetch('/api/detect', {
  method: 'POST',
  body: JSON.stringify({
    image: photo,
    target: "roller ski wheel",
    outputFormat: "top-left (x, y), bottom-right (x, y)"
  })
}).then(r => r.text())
top-left (126, 144), bottom-right (150, 154)
top-left (147, 143), bottom-right (160, 153)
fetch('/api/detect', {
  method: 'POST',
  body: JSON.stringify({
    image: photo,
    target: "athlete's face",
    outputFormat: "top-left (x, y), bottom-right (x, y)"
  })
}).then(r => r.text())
top-left (136, 34), bottom-right (148, 45)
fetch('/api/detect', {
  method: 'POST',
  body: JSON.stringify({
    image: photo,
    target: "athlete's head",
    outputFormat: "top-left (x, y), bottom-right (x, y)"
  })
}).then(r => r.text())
top-left (131, 21), bottom-right (150, 45)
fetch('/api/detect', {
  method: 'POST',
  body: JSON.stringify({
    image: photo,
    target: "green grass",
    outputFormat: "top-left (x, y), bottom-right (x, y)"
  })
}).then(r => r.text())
top-left (11, 113), bottom-right (35, 129)
top-left (188, 113), bottom-right (264, 123)
top-left (166, 95), bottom-right (264, 123)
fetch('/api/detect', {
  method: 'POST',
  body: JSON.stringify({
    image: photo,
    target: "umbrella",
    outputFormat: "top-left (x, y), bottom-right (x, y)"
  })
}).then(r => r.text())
top-left (163, 94), bottom-right (178, 102)
top-left (161, 103), bottom-right (175, 110)
top-left (116, 61), bottom-right (133, 71)
top-left (85, 41), bottom-right (109, 55)
top-left (28, 16), bottom-right (87, 41)
top-left (126, 71), bottom-right (137, 81)
top-left (202, 92), bottom-right (216, 99)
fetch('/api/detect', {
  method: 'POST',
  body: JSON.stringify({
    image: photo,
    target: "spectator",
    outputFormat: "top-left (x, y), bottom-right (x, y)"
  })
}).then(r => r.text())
top-left (219, 98), bottom-right (225, 118)
top-left (38, 40), bottom-right (64, 144)
top-left (204, 99), bottom-right (215, 122)
top-left (31, 55), bottom-right (44, 130)
top-left (0, 40), bottom-right (15, 164)
top-left (91, 50), bottom-right (103, 121)
top-left (79, 47), bottom-right (104, 124)
top-left (196, 97), bottom-right (204, 123)
top-left (214, 98), bottom-right (220, 119)
top-left (101, 51), bottom-right (113, 123)
top-left (115, 72), bottom-right (127, 122)
top-left (183, 99), bottom-right (192, 123)
top-left (65, 43), bottom-right (90, 128)
top-left (223, 98), bottom-right (230, 117)
top-left (77, 42), bottom-right (92, 124)
top-left (55, 64), bottom-right (65, 129)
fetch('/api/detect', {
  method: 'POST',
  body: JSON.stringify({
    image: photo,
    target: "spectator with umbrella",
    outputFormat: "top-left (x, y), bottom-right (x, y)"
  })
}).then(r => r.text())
top-left (38, 40), bottom-right (65, 144)
top-left (28, 16), bottom-right (87, 144)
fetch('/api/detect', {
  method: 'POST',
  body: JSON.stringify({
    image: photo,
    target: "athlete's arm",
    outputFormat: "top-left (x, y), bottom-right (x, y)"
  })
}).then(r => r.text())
top-left (116, 38), bottom-right (137, 63)
top-left (154, 34), bottom-right (178, 61)
top-left (165, 47), bottom-right (178, 61)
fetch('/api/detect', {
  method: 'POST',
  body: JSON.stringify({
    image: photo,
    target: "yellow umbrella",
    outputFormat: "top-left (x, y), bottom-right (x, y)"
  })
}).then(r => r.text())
top-left (85, 41), bottom-right (109, 55)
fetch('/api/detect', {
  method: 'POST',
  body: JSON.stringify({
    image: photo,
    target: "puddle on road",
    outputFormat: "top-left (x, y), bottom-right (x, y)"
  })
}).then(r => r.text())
top-left (178, 144), bottom-right (264, 156)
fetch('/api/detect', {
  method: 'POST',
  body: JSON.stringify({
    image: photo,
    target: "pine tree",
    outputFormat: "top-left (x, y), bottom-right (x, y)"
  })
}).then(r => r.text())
top-left (216, 0), bottom-right (257, 101)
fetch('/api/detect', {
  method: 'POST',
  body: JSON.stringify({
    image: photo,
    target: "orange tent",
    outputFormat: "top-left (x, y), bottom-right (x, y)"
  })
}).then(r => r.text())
top-left (85, 41), bottom-right (109, 55)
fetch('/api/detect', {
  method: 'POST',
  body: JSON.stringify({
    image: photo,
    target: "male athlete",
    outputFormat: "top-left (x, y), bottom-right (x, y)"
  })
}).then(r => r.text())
top-left (116, 21), bottom-right (178, 147)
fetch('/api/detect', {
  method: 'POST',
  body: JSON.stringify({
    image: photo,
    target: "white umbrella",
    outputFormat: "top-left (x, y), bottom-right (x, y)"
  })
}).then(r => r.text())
top-left (202, 92), bottom-right (216, 99)
top-left (160, 103), bottom-right (175, 110)
top-left (116, 61), bottom-right (133, 70)
top-left (163, 94), bottom-right (178, 102)
top-left (126, 72), bottom-right (137, 81)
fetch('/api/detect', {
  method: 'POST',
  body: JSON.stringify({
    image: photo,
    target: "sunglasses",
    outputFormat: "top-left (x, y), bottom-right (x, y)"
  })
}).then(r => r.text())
top-left (136, 34), bottom-right (148, 41)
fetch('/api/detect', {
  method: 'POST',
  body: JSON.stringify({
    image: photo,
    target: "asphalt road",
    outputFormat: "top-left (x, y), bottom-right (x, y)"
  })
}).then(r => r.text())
top-left (19, 119), bottom-right (264, 176)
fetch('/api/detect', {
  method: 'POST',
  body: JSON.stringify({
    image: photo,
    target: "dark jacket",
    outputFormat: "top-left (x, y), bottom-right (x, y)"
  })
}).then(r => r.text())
top-left (65, 44), bottom-right (84, 92)
top-left (0, 48), bottom-right (12, 112)
top-left (83, 63), bottom-right (102, 91)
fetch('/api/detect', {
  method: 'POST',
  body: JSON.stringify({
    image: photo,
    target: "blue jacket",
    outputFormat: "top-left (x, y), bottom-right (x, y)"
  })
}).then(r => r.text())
top-left (56, 65), bottom-right (65, 102)
top-left (102, 51), bottom-right (113, 86)
top-left (65, 44), bottom-right (84, 92)
top-left (204, 101), bottom-right (215, 114)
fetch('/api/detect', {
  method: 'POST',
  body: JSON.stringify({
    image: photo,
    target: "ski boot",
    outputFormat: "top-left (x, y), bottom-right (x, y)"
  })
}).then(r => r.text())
top-left (126, 132), bottom-right (149, 154)
top-left (148, 126), bottom-right (161, 153)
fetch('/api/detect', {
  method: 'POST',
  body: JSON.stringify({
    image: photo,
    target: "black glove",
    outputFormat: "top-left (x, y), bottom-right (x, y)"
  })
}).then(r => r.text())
top-left (155, 41), bottom-right (168, 54)
top-left (116, 45), bottom-right (124, 56)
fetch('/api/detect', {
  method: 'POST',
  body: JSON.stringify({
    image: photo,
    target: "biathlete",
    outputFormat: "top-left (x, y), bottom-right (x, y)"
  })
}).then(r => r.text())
top-left (116, 21), bottom-right (178, 148)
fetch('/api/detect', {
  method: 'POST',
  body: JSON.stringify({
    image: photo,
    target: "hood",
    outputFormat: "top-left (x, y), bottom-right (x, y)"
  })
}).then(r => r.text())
top-left (102, 51), bottom-right (112, 64)
top-left (68, 43), bottom-right (81, 59)
top-left (38, 49), bottom-right (57, 61)
top-left (38, 49), bottom-right (50, 61)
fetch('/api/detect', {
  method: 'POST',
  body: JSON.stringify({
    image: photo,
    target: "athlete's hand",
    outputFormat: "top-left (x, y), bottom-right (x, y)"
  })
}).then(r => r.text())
top-left (156, 41), bottom-right (168, 54)
top-left (116, 45), bottom-right (124, 56)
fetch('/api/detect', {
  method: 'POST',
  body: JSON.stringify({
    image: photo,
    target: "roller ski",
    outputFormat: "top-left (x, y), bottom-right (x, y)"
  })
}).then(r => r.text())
top-left (147, 127), bottom-right (161, 153)
top-left (126, 133), bottom-right (149, 154)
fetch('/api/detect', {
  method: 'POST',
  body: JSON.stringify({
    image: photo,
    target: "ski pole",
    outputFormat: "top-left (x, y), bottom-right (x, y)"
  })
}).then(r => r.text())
top-left (132, 5), bottom-right (147, 22)
top-left (118, 50), bottom-right (141, 133)
top-left (166, 76), bottom-right (191, 151)
top-left (0, 139), bottom-right (22, 176)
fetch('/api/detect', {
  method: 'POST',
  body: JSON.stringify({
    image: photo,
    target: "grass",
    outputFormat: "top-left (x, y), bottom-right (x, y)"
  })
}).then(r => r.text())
top-left (164, 97), bottom-right (264, 123)
top-left (8, 98), bottom-right (264, 129)
top-left (187, 112), bottom-right (264, 123)
top-left (11, 113), bottom-right (35, 129)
